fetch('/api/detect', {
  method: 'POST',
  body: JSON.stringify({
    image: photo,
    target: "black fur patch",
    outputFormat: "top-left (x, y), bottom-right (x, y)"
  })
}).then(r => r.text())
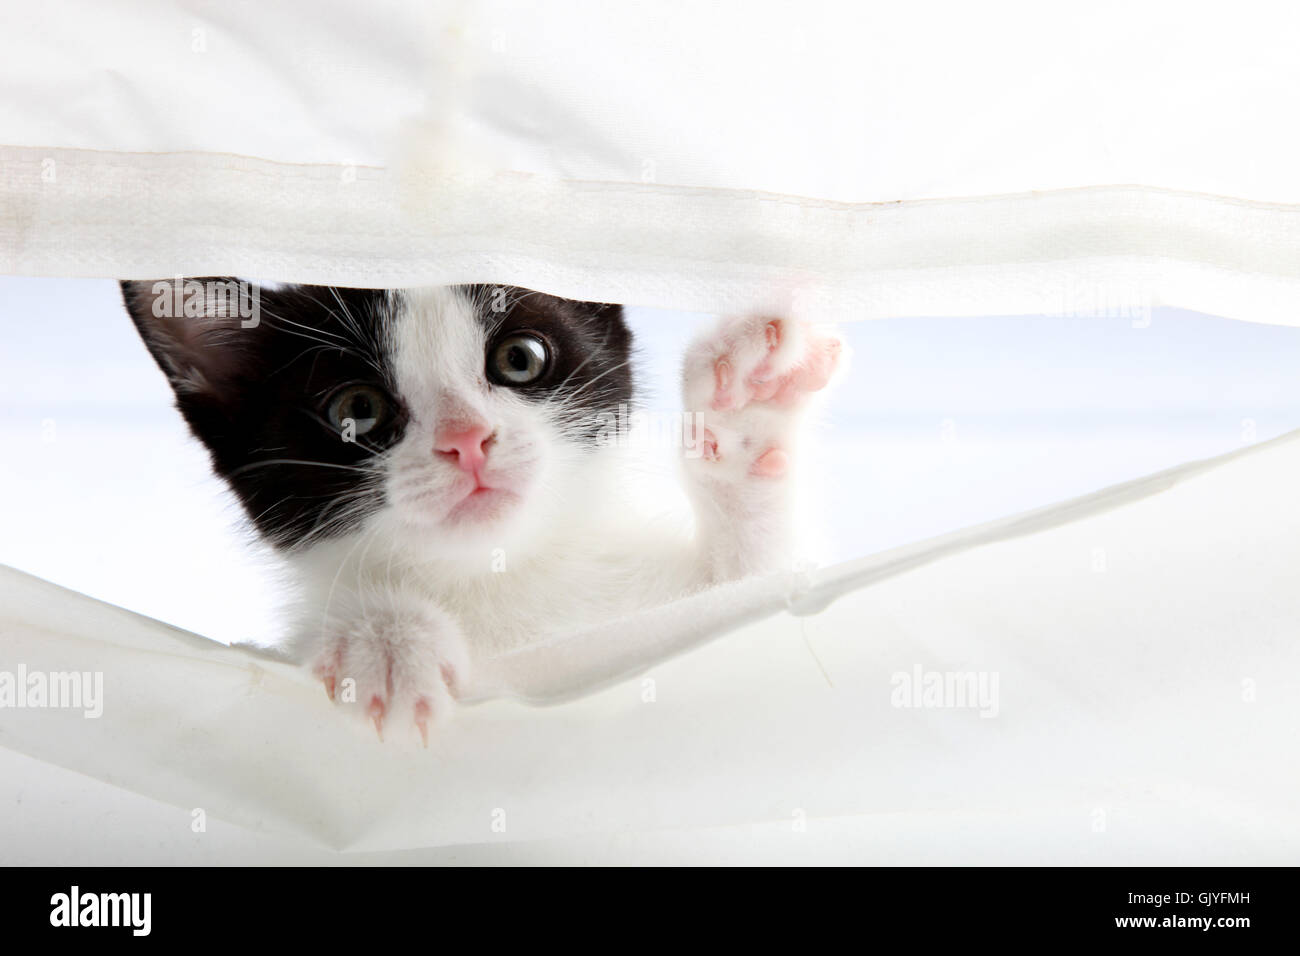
top-left (462, 285), bottom-right (633, 440)
top-left (122, 280), bottom-right (632, 550)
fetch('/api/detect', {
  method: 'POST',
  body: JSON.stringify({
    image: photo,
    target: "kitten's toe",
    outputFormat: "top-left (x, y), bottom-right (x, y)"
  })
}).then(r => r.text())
top-left (684, 314), bottom-right (844, 481)
top-left (742, 323), bottom-right (842, 408)
top-left (685, 315), bottom-right (842, 416)
top-left (309, 599), bottom-right (470, 744)
top-left (686, 315), bottom-right (791, 412)
top-left (750, 447), bottom-right (789, 478)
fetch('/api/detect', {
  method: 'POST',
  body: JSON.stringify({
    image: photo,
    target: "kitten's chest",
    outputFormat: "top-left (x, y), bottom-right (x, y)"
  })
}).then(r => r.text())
top-left (427, 536), bottom-right (693, 656)
top-left (431, 558), bottom-right (627, 654)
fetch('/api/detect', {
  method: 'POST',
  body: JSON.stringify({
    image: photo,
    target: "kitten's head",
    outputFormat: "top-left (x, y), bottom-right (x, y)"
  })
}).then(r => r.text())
top-left (122, 279), bottom-right (632, 557)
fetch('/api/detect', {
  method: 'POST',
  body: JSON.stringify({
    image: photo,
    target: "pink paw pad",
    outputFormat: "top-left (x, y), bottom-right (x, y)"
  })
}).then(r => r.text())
top-left (746, 321), bottom-right (784, 388)
top-left (685, 314), bottom-right (843, 486)
top-left (707, 317), bottom-right (842, 411)
top-left (698, 427), bottom-right (720, 461)
top-left (750, 447), bottom-right (789, 478)
top-left (712, 359), bottom-right (737, 410)
top-left (765, 320), bottom-right (782, 351)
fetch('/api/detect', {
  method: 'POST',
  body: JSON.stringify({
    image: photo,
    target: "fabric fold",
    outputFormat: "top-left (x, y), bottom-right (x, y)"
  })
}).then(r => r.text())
top-left (2, 427), bottom-right (1296, 857)
top-left (5, 145), bottom-right (1300, 323)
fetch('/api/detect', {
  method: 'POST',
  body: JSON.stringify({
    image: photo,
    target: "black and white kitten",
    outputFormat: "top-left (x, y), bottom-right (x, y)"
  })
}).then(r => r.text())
top-left (122, 279), bottom-right (842, 741)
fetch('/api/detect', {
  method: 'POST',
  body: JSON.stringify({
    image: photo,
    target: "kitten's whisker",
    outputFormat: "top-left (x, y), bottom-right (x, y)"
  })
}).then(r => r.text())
top-left (317, 519), bottom-right (388, 642)
top-left (327, 287), bottom-right (366, 342)
top-left (295, 408), bottom-right (392, 458)
top-left (257, 303), bottom-right (350, 347)
top-left (226, 458), bottom-right (381, 479)
top-left (250, 478), bottom-right (378, 544)
top-left (295, 487), bottom-right (382, 550)
top-left (323, 287), bottom-right (390, 382)
top-left (539, 323), bottom-right (627, 414)
top-left (544, 357), bottom-right (634, 416)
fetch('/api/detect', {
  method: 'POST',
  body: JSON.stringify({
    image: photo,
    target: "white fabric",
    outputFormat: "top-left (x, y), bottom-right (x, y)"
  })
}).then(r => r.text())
top-left (4, 1), bottom-right (1300, 862)
top-left (4, 2), bottom-right (1300, 322)
top-left (2, 430), bottom-right (1297, 861)
top-left (6, 1), bottom-right (1300, 200)
top-left (8, 147), bottom-right (1300, 325)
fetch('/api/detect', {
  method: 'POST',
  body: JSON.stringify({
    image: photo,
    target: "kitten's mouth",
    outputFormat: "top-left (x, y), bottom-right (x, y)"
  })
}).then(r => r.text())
top-left (443, 481), bottom-right (517, 523)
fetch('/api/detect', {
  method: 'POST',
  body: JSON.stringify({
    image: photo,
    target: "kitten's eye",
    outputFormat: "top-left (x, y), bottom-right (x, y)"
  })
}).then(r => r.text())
top-left (489, 333), bottom-right (549, 386)
top-left (326, 384), bottom-right (390, 436)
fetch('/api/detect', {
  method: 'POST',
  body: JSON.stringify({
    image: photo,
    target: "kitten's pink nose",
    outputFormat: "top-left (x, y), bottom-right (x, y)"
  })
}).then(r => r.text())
top-left (435, 424), bottom-right (494, 474)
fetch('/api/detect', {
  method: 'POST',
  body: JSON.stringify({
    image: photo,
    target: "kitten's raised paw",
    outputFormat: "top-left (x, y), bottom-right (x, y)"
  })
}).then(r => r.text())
top-left (683, 315), bottom-right (843, 479)
top-left (310, 597), bottom-right (470, 745)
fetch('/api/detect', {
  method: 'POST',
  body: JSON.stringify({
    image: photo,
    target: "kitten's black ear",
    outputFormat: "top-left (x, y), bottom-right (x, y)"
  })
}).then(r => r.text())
top-left (121, 278), bottom-right (265, 397)
top-left (574, 301), bottom-right (623, 323)
top-left (566, 299), bottom-right (628, 341)
top-left (575, 301), bottom-right (629, 352)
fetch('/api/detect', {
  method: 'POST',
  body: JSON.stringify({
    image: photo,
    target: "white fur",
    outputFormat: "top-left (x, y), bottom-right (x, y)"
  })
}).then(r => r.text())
top-left (291, 291), bottom-right (843, 738)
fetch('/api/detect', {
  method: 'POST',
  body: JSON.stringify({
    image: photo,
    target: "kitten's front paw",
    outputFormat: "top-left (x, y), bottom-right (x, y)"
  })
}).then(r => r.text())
top-left (310, 597), bottom-right (470, 745)
top-left (683, 314), bottom-right (842, 479)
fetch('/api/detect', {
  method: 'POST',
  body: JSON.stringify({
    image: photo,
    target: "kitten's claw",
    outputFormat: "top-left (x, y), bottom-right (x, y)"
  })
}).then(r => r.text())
top-left (414, 698), bottom-right (432, 748)
top-left (309, 597), bottom-right (470, 745)
top-left (439, 662), bottom-right (461, 698)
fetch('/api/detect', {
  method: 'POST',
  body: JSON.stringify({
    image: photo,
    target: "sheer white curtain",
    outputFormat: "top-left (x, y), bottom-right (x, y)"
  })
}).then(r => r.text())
top-left (4, 1), bottom-right (1300, 320)
top-left (2, 0), bottom-right (1299, 862)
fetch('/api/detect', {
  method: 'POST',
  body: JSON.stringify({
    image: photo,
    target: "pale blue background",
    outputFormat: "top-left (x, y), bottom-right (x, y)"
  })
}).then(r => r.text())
top-left (2, 276), bottom-right (1298, 644)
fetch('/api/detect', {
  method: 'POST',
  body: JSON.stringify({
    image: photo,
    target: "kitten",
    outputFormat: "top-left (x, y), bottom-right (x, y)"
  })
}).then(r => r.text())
top-left (122, 279), bottom-right (842, 742)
